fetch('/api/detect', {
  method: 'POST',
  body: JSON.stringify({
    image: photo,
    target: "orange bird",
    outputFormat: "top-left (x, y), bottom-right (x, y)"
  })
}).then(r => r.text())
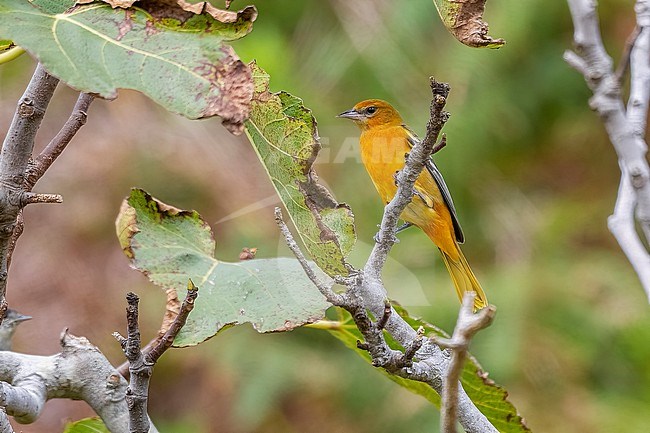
top-left (338, 99), bottom-right (487, 310)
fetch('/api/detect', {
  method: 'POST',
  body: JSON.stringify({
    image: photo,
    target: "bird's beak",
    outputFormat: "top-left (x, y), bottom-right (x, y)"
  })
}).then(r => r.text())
top-left (14, 313), bottom-right (31, 323)
top-left (337, 109), bottom-right (365, 121)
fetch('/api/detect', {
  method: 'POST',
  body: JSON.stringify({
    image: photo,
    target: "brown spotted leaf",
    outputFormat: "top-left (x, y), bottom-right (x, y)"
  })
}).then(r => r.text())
top-left (245, 62), bottom-right (356, 277)
top-left (78, 0), bottom-right (248, 21)
top-left (176, 0), bottom-right (242, 21)
top-left (116, 189), bottom-right (330, 346)
top-left (0, 1), bottom-right (256, 133)
top-left (433, 0), bottom-right (505, 48)
top-left (75, 0), bottom-right (138, 7)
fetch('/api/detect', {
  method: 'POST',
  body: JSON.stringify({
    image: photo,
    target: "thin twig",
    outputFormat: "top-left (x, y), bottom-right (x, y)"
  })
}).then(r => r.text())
top-left (345, 296), bottom-right (414, 371)
top-left (274, 207), bottom-right (344, 306)
top-left (25, 92), bottom-right (95, 189)
top-left (627, 0), bottom-right (650, 250)
top-left (432, 133), bottom-right (447, 155)
top-left (401, 327), bottom-right (425, 366)
top-left (115, 292), bottom-right (149, 433)
top-left (20, 192), bottom-right (62, 205)
top-left (432, 293), bottom-right (496, 433)
top-left (614, 26), bottom-right (640, 83)
top-left (627, 19), bottom-right (650, 141)
top-left (146, 282), bottom-right (197, 363)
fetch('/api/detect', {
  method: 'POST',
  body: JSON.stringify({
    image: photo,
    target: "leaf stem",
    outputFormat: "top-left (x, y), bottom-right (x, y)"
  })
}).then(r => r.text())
top-left (0, 46), bottom-right (25, 65)
top-left (304, 320), bottom-right (342, 331)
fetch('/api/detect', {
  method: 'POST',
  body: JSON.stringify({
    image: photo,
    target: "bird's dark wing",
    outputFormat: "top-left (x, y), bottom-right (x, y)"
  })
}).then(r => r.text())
top-left (403, 125), bottom-right (464, 243)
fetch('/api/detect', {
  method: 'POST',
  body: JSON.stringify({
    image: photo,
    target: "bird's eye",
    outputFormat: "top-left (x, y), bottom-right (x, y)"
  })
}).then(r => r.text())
top-left (365, 106), bottom-right (377, 115)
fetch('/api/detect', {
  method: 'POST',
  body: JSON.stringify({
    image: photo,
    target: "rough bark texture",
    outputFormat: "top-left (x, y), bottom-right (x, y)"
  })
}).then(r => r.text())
top-left (0, 330), bottom-right (134, 432)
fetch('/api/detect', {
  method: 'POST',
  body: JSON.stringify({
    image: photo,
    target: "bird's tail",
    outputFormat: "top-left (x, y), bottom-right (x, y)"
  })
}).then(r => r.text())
top-left (439, 246), bottom-right (488, 311)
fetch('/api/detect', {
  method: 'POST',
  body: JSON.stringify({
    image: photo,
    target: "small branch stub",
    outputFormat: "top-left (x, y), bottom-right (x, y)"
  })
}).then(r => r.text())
top-left (20, 192), bottom-right (62, 206)
top-left (375, 299), bottom-right (391, 331)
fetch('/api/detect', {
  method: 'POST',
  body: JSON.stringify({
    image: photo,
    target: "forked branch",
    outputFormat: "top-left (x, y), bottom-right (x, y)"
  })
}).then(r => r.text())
top-left (114, 284), bottom-right (197, 433)
top-left (565, 0), bottom-right (650, 299)
top-left (0, 65), bottom-right (95, 313)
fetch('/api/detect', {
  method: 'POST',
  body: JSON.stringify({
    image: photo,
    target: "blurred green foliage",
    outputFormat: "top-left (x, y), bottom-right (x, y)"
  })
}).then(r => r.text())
top-left (2, 0), bottom-right (650, 432)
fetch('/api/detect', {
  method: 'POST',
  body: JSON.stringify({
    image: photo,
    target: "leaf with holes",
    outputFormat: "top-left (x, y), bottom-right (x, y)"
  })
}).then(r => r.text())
top-left (0, 1), bottom-right (256, 133)
top-left (116, 188), bottom-right (330, 346)
top-left (244, 62), bottom-right (356, 277)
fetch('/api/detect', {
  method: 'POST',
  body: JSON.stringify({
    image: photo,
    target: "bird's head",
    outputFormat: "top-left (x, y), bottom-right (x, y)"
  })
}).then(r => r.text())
top-left (0, 309), bottom-right (31, 351)
top-left (337, 99), bottom-right (403, 130)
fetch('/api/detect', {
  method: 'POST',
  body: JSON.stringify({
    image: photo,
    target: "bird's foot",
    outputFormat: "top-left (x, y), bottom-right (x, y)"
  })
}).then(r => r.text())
top-left (396, 222), bottom-right (413, 234)
top-left (393, 170), bottom-right (403, 187)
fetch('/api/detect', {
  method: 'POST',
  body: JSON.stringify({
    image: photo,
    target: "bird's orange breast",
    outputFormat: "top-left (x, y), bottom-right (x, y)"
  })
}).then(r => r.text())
top-left (359, 126), bottom-right (409, 204)
top-left (359, 125), bottom-right (459, 259)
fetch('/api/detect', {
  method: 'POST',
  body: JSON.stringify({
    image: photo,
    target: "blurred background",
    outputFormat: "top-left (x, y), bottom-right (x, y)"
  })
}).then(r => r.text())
top-left (1, 0), bottom-right (649, 431)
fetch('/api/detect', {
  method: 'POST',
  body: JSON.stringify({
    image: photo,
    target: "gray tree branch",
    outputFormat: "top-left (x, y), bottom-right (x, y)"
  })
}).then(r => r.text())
top-left (275, 207), bottom-right (344, 306)
top-left (0, 409), bottom-right (14, 433)
top-left (7, 91), bottom-right (95, 272)
top-left (565, 0), bottom-right (650, 298)
top-left (0, 329), bottom-right (161, 433)
top-left (0, 63), bottom-right (59, 315)
top-left (608, 167), bottom-right (650, 293)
